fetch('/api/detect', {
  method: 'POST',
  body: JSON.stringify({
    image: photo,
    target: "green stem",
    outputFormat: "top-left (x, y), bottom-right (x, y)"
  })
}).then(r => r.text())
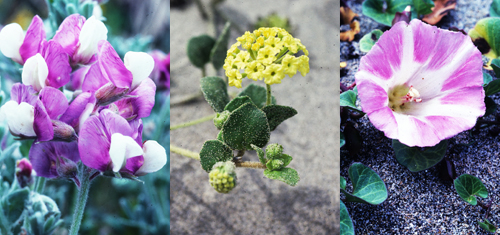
top-left (34, 177), bottom-right (46, 193)
top-left (170, 90), bottom-right (203, 106)
top-left (201, 66), bottom-right (207, 78)
top-left (170, 144), bottom-right (200, 160)
top-left (170, 114), bottom-right (216, 130)
top-left (266, 84), bottom-right (272, 106)
top-left (68, 167), bottom-right (91, 235)
top-left (235, 161), bottom-right (266, 169)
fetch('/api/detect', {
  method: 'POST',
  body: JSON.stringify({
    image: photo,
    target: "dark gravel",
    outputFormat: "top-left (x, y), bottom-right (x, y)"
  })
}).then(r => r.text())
top-left (341, 0), bottom-right (500, 234)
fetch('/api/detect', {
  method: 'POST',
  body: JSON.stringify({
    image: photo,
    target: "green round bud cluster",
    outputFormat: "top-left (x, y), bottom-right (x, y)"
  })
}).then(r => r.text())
top-left (265, 143), bottom-right (283, 159)
top-left (213, 110), bottom-right (230, 129)
top-left (209, 161), bottom-right (237, 193)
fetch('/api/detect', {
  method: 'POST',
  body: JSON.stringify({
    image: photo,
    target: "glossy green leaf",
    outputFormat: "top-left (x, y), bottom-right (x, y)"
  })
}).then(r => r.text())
top-left (479, 219), bottom-right (497, 233)
top-left (392, 139), bottom-right (447, 172)
top-left (199, 140), bottom-right (233, 172)
top-left (491, 0), bottom-right (500, 17)
top-left (187, 35), bottom-right (216, 68)
top-left (340, 201), bottom-right (355, 235)
top-left (340, 88), bottom-right (362, 112)
top-left (485, 96), bottom-right (497, 116)
top-left (262, 105), bottom-right (297, 131)
top-left (454, 174), bottom-right (488, 206)
top-left (412, 0), bottom-right (434, 17)
top-left (359, 29), bottom-right (384, 53)
top-left (340, 176), bottom-right (346, 190)
top-left (1, 188), bottom-right (30, 224)
top-left (251, 144), bottom-right (267, 165)
top-left (222, 103), bottom-right (270, 150)
top-left (469, 18), bottom-right (500, 59)
top-left (263, 167), bottom-right (299, 186)
top-left (341, 163), bottom-right (388, 205)
top-left (210, 22), bottom-right (231, 70)
top-left (491, 58), bottom-right (500, 77)
top-left (200, 76), bottom-right (230, 113)
top-left (224, 96), bottom-right (252, 112)
top-left (236, 84), bottom-right (276, 108)
top-left (484, 78), bottom-right (500, 96)
top-left (483, 72), bottom-right (493, 86)
top-left (340, 132), bottom-right (346, 148)
top-left (362, 0), bottom-right (411, 26)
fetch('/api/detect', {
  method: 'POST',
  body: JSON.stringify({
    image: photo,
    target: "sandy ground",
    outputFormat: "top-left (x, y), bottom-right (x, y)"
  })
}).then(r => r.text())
top-left (341, 0), bottom-right (500, 234)
top-left (170, 0), bottom-right (339, 234)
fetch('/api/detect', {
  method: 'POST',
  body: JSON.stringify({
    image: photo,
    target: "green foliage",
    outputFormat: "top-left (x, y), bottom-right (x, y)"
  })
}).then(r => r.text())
top-left (485, 96), bottom-right (497, 116)
top-left (359, 29), bottom-right (384, 53)
top-left (492, 58), bottom-right (500, 76)
top-left (221, 103), bottom-right (270, 150)
top-left (213, 110), bottom-right (230, 130)
top-left (483, 72), bottom-right (493, 86)
top-left (392, 139), bottom-right (447, 172)
top-left (187, 35), bottom-right (216, 68)
top-left (362, 0), bottom-right (411, 26)
top-left (479, 219), bottom-right (497, 233)
top-left (340, 176), bottom-right (346, 190)
top-left (411, 0), bottom-right (434, 17)
top-left (237, 84), bottom-right (276, 108)
top-left (340, 201), bottom-right (355, 235)
top-left (263, 168), bottom-right (299, 186)
top-left (262, 105), bottom-right (297, 131)
top-left (199, 140), bottom-right (233, 172)
top-left (340, 132), bottom-right (346, 148)
top-left (454, 174), bottom-right (488, 206)
top-left (210, 22), bottom-right (232, 70)
top-left (340, 88), bottom-right (363, 113)
top-left (341, 163), bottom-right (388, 205)
top-left (200, 76), bottom-right (230, 113)
top-left (484, 77), bottom-right (500, 96)
top-left (469, 17), bottom-right (500, 59)
top-left (491, 0), bottom-right (500, 17)
top-left (254, 13), bottom-right (292, 33)
top-left (1, 188), bottom-right (29, 226)
top-left (109, 35), bottom-right (154, 58)
top-left (48, 0), bottom-right (99, 34)
top-left (251, 144), bottom-right (267, 165)
top-left (224, 96), bottom-right (253, 112)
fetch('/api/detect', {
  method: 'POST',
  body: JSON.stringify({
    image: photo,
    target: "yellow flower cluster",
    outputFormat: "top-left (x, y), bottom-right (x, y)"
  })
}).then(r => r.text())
top-left (209, 168), bottom-right (236, 193)
top-left (223, 27), bottom-right (310, 88)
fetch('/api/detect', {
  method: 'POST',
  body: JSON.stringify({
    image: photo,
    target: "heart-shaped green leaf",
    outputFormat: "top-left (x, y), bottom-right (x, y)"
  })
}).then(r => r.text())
top-left (491, 58), bottom-right (500, 77)
top-left (210, 22), bottom-right (231, 70)
top-left (263, 167), bottom-right (299, 186)
top-left (340, 88), bottom-right (362, 112)
top-left (262, 105), bottom-right (297, 131)
top-left (1, 188), bottom-right (30, 224)
top-left (485, 96), bottom-right (497, 116)
top-left (237, 84), bottom-right (276, 108)
top-left (412, 0), bottom-right (434, 17)
top-left (251, 144), bottom-right (267, 165)
top-left (224, 96), bottom-right (252, 112)
top-left (479, 219), bottom-right (497, 233)
top-left (484, 77), bottom-right (500, 96)
top-left (340, 201), bottom-right (355, 235)
top-left (359, 29), bottom-right (384, 53)
top-left (222, 103), bottom-right (270, 150)
top-left (491, 0), bottom-right (500, 17)
top-left (187, 35), bottom-right (216, 68)
top-left (392, 139), bottom-right (447, 172)
top-left (469, 17), bottom-right (500, 59)
top-left (199, 140), bottom-right (233, 172)
top-left (200, 76), bottom-right (230, 113)
top-left (341, 163), bottom-right (388, 205)
top-left (340, 132), bottom-right (346, 148)
top-left (362, 0), bottom-right (411, 26)
top-left (340, 176), bottom-right (346, 190)
top-left (454, 174), bottom-right (488, 206)
top-left (483, 72), bottom-right (493, 86)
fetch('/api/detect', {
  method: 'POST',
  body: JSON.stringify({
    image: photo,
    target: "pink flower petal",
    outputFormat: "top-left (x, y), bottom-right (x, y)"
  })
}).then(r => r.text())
top-left (52, 14), bottom-right (86, 57)
top-left (19, 15), bottom-right (45, 63)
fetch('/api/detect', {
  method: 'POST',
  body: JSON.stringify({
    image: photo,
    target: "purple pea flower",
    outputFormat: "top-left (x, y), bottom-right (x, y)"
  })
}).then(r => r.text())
top-left (29, 142), bottom-right (80, 178)
top-left (149, 50), bottom-right (170, 91)
top-left (355, 19), bottom-right (485, 147)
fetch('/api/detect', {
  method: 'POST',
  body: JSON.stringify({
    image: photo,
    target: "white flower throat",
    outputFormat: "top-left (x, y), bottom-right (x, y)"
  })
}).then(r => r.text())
top-left (388, 84), bottom-right (422, 113)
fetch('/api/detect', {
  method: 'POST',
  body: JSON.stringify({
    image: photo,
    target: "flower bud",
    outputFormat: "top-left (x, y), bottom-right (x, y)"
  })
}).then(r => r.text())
top-left (16, 158), bottom-right (33, 188)
top-left (95, 82), bottom-right (129, 106)
top-left (52, 120), bottom-right (78, 142)
top-left (213, 110), bottom-right (230, 129)
top-left (209, 161), bottom-right (237, 193)
top-left (265, 143), bottom-right (283, 159)
top-left (55, 156), bottom-right (78, 180)
top-left (392, 6), bottom-right (411, 26)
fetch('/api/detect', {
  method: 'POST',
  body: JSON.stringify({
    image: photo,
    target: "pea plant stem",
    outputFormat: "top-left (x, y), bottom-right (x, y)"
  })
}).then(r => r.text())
top-left (34, 177), bottom-right (46, 194)
top-left (68, 165), bottom-right (91, 235)
top-left (170, 144), bottom-right (267, 169)
top-left (170, 114), bottom-right (217, 130)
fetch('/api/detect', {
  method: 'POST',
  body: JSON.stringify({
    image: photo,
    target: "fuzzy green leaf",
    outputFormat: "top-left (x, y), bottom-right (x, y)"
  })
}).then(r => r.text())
top-left (224, 96), bottom-right (252, 112)
top-left (1, 188), bottom-right (30, 224)
top-left (359, 29), bottom-right (383, 53)
top-left (340, 201), bottom-right (355, 235)
top-left (469, 18), bottom-right (500, 59)
top-left (210, 22), bottom-right (231, 70)
top-left (200, 76), bottom-right (230, 113)
top-left (222, 103), bottom-right (270, 150)
top-left (479, 219), bottom-right (497, 233)
top-left (187, 35), bottom-right (216, 68)
top-left (340, 88), bottom-right (362, 112)
top-left (236, 84), bottom-right (276, 108)
top-left (392, 139), bottom-right (447, 172)
top-left (454, 174), bottom-right (488, 206)
top-left (341, 163), bottom-right (388, 205)
top-left (199, 140), bottom-right (233, 172)
top-left (262, 105), bottom-right (297, 131)
top-left (251, 144), bottom-right (267, 165)
top-left (263, 167), bottom-right (300, 186)
top-left (362, 0), bottom-right (411, 26)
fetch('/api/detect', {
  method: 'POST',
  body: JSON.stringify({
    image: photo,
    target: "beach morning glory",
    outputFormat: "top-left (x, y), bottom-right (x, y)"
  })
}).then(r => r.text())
top-left (355, 19), bottom-right (485, 147)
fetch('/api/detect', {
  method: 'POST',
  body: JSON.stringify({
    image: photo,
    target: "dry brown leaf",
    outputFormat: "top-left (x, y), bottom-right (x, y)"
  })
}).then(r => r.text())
top-left (340, 6), bottom-right (358, 25)
top-left (340, 21), bottom-right (360, 42)
top-left (422, 0), bottom-right (457, 25)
